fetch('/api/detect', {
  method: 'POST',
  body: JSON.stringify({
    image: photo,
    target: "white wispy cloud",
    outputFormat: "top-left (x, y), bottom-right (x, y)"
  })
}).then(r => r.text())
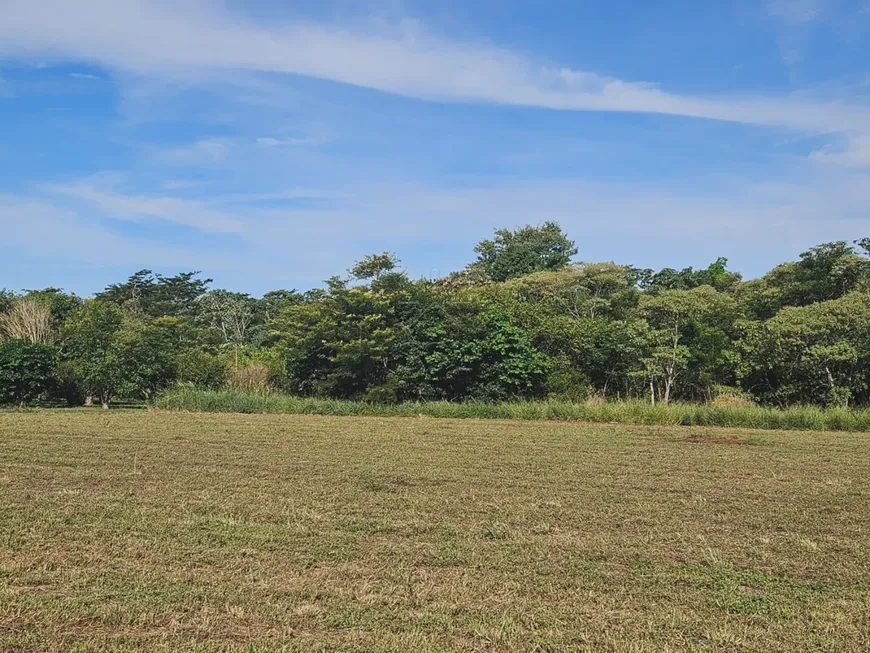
top-left (43, 180), bottom-right (245, 233)
top-left (69, 72), bottom-right (101, 80)
top-left (763, 0), bottom-right (837, 66)
top-left (161, 179), bottom-right (201, 190)
top-left (766, 0), bottom-right (825, 25)
top-left (0, 195), bottom-right (205, 268)
top-left (194, 140), bottom-right (228, 161)
top-left (1, 0), bottom-right (868, 148)
top-left (152, 139), bottom-right (230, 166)
top-left (810, 134), bottom-right (870, 166)
top-left (256, 136), bottom-right (325, 148)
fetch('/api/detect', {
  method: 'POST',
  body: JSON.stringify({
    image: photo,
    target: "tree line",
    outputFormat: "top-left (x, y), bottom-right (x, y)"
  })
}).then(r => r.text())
top-left (3, 222), bottom-right (870, 408)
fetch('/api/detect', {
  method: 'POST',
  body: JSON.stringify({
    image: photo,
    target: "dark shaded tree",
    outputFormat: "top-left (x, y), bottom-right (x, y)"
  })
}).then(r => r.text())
top-left (0, 339), bottom-right (56, 406)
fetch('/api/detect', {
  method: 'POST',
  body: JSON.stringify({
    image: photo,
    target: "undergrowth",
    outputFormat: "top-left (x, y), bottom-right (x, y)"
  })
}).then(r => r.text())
top-left (153, 388), bottom-right (870, 432)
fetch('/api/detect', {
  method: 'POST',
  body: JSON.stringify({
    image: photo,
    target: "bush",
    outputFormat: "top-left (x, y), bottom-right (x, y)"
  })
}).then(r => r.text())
top-left (710, 385), bottom-right (756, 408)
top-left (361, 378), bottom-right (402, 404)
top-left (53, 359), bottom-right (85, 407)
top-left (175, 349), bottom-right (228, 390)
top-left (545, 366), bottom-right (591, 402)
top-left (0, 339), bottom-right (57, 405)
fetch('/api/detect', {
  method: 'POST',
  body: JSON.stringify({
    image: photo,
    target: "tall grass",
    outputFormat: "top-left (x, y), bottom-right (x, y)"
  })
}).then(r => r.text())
top-left (154, 387), bottom-right (870, 432)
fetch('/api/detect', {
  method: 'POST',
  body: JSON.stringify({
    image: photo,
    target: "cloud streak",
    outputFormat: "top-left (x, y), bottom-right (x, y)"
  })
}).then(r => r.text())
top-left (44, 180), bottom-right (245, 233)
top-left (0, 194), bottom-right (204, 269)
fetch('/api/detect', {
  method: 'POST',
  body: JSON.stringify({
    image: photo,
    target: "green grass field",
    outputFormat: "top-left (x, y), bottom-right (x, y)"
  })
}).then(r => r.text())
top-left (1, 412), bottom-right (869, 651)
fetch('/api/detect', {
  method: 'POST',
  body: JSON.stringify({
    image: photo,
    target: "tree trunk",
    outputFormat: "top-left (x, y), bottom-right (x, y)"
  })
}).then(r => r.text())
top-left (101, 392), bottom-right (111, 410)
top-left (825, 366), bottom-right (835, 392)
top-left (84, 395), bottom-right (94, 407)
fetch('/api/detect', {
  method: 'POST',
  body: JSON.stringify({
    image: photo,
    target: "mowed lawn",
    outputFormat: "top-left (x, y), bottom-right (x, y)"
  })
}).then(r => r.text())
top-left (1, 413), bottom-right (869, 652)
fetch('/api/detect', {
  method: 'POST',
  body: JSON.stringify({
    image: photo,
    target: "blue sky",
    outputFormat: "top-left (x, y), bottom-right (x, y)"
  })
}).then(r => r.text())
top-left (1, 0), bottom-right (870, 295)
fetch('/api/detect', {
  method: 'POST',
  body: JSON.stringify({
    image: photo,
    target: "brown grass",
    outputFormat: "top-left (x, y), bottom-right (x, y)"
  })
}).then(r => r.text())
top-left (682, 434), bottom-right (748, 445)
top-left (1, 412), bottom-right (869, 651)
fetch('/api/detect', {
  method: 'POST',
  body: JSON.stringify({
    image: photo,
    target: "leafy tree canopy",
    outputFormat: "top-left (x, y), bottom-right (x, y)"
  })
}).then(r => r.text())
top-left (473, 222), bottom-right (578, 282)
top-left (97, 270), bottom-right (211, 319)
top-left (350, 252), bottom-right (400, 281)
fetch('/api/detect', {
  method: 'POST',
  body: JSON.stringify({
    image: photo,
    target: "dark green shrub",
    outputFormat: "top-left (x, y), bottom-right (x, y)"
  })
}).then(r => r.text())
top-left (0, 339), bottom-right (57, 405)
top-left (174, 349), bottom-right (228, 390)
top-left (545, 365), bottom-right (591, 402)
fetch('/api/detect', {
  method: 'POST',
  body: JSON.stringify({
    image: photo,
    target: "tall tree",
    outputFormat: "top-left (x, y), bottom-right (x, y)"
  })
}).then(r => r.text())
top-left (473, 222), bottom-right (578, 282)
top-left (198, 290), bottom-right (257, 363)
top-left (350, 252), bottom-right (400, 281)
top-left (639, 286), bottom-right (734, 404)
top-left (634, 258), bottom-right (742, 293)
top-left (97, 270), bottom-right (211, 318)
top-left (739, 292), bottom-right (870, 407)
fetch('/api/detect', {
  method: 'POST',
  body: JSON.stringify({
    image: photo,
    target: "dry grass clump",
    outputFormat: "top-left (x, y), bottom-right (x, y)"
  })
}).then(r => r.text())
top-left (711, 387), bottom-right (757, 409)
top-left (227, 363), bottom-right (271, 393)
top-left (584, 392), bottom-right (606, 405)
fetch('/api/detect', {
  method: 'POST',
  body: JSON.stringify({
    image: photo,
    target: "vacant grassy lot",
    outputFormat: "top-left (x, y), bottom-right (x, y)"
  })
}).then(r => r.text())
top-left (1, 413), bottom-right (868, 652)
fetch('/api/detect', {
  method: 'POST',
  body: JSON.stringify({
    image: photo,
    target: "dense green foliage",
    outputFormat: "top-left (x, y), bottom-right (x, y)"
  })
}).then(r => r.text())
top-left (0, 339), bottom-right (56, 405)
top-left (473, 221), bottom-right (578, 281)
top-left (4, 222), bottom-right (870, 409)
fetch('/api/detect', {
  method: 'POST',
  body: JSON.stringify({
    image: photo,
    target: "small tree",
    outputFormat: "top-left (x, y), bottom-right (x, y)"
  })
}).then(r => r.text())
top-left (113, 317), bottom-right (186, 400)
top-left (61, 301), bottom-right (125, 408)
top-left (473, 222), bottom-right (577, 282)
top-left (198, 290), bottom-right (257, 365)
top-left (175, 349), bottom-right (228, 389)
top-left (0, 339), bottom-right (56, 406)
top-left (639, 286), bottom-right (732, 404)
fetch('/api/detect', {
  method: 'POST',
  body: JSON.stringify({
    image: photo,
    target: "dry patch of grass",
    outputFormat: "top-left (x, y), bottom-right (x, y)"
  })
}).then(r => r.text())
top-left (1, 412), bottom-right (869, 651)
top-left (682, 434), bottom-right (748, 445)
